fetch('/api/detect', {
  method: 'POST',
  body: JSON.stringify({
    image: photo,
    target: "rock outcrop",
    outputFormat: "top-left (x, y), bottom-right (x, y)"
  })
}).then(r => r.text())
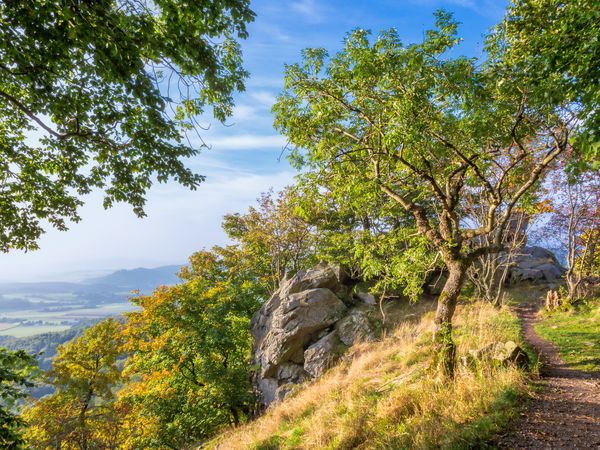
top-left (508, 246), bottom-right (565, 285)
top-left (251, 264), bottom-right (380, 408)
top-left (425, 245), bottom-right (564, 295)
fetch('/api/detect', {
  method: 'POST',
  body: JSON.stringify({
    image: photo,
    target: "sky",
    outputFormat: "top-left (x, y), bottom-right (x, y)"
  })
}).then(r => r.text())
top-left (0, 0), bottom-right (508, 282)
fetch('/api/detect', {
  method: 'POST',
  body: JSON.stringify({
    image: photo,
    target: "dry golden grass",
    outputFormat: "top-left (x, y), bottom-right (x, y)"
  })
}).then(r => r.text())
top-left (207, 301), bottom-right (531, 450)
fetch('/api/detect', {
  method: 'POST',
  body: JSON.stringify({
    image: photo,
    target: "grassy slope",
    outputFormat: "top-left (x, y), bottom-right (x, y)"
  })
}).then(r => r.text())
top-left (208, 300), bottom-right (533, 450)
top-left (535, 297), bottom-right (600, 374)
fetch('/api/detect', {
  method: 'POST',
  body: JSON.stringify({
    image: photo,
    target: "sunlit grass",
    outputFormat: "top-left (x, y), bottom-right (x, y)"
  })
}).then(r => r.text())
top-left (536, 297), bottom-right (600, 374)
top-left (208, 301), bottom-right (532, 450)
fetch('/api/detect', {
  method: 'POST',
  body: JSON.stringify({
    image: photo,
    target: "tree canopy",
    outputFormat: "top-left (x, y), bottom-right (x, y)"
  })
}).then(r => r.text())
top-left (273, 11), bottom-right (573, 374)
top-left (0, 0), bottom-right (254, 251)
top-left (488, 0), bottom-right (599, 164)
top-left (22, 319), bottom-right (124, 449)
top-left (0, 348), bottom-right (38, 449)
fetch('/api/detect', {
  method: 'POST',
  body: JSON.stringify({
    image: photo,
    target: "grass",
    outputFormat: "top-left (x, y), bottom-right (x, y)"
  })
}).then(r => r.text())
top-left (535, 297), bottom-right (600, 374)
top-left (208, 300), bottom-right (533, 450)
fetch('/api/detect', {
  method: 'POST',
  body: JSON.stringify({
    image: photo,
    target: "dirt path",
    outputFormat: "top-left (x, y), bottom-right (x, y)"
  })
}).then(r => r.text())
top-left (496, 298), bottom-right (600, 449)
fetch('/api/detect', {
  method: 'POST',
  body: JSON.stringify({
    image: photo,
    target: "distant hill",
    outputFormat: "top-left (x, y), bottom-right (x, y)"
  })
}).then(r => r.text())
top-left (0, 265), bottom-right (184, 297)
top-left (82, 265), bottom-right (183, 293)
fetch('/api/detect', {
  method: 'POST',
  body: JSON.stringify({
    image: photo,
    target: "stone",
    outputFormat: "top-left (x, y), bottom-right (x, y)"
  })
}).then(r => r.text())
top-left (356, 290), bottom-right (377, 305)
top-left (251, 264), bottom-right (382, 409)
top-left (303, 331), bottom-right (345, 378)
top-left (336, 310), bottom-right (379, 346)
top-left (464, 341), bottom-right (529, 369)
top-left (508, 246), bottom-right (565, 285)
top-left (510, 267), bottom-right (545, 284)
top-left (274, 383), bottom-right (296, 404)
top-left (535, 263), bottom-right (563, 282)
top-left (279, 264), bottom-right (344, 298)
top-left (493, 341), bottom-right (530, 368)
top-left (254, 287), bottom-right (347, 377)
top-left (522, 246), bottom-right (558, 261)
top-left (257, 377), bottom-right (279, 407)
top-left (276, 363), bottom-right (307, 383)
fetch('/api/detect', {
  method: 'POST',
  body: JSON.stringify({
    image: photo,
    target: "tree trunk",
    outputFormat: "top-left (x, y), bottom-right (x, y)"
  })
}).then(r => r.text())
top-left (433, 259), bottom-right (468, 378)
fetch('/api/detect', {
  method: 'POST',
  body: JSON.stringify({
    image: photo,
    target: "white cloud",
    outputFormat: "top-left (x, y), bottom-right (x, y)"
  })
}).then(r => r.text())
top-left (204, 134), bottom-right (287, 151)
top-left (291, 0), bottom-right (325, 23)
top-left (250, 91), bottom-right (278, 108)
top-left (231, 104), bottom-right (260, 121)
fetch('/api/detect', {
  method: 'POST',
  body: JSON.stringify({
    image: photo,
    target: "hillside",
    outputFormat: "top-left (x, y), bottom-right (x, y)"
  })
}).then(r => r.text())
top-left (82, 265), bottom-right (183, 292)
top-left (208, 299), bottom-right (532, 449)
top-left (0, 265), bottom-right (184, 339)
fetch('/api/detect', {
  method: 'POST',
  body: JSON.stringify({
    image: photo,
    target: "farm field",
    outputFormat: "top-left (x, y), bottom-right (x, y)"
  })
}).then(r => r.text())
top-left (0, 266), bottom-right (179, 338)
top-left (0, 325), bottom-right (73, 337)
top-left (0, 302), bottom-right (139, 337)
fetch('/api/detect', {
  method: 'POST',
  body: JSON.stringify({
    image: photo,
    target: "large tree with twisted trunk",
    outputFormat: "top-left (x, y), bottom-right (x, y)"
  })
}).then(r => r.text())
top-left (273, 12), bottom-right (573, 376)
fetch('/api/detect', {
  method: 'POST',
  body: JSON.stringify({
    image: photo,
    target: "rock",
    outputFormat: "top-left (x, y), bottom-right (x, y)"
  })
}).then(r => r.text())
top-left (276, 363), bottom-right (307, 383)
top-left (336, 310), bottom-right (379, 346)
top-left (274, 383), bottom-right (296, 404)
top-left (536, 263), bottom-right (564, 282)
top-left (470, 342), bottom-right (498, 360)
top-left (356, 290), bottom-right (377, 305)
top-left (493, 341), bottom-right (530, 368)
top-left (280, 264), bottom-right (344, 298)
top-left (251, 264), bottom-right (382, 409)
top-left (303, 331), bottom-right (345, 378)
top-left (509, 267), bottom-right (545, 284)
top-left (464, 341), bottom-right (529, 369)
top-left (256, 377), bottom-right (279, 407)
top-left (508, 247), bottom-right (565, 285)
top-left (522, 246), bottom-right (558, 261)
top-left (254, 288), bottom-right (347, 377)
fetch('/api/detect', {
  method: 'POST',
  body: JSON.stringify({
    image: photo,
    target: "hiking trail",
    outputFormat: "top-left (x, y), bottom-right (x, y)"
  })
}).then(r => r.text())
top-left (497, 296), bottom-right (600, 449)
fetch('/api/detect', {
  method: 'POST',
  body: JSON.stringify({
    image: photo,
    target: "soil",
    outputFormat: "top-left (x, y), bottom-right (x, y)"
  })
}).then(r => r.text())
top-left (496, 296), bottom-right (600, 449)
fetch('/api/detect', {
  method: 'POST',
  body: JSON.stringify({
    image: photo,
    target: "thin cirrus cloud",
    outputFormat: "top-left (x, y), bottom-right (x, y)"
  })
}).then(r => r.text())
top-left (408, 0), bottom-right (507, 19)
top-left (290, 0), bottom-right (326, 23)
top-left (202, 134), bottom-right (288, 151)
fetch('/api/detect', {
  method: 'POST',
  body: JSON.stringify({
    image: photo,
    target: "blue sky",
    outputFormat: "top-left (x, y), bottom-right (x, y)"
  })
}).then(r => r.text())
top-left (0, 0), bottom-right (508, 282)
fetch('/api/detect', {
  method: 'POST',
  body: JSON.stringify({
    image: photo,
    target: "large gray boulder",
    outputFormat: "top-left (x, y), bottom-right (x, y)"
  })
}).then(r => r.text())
top-left (251, 264), bottom-right (380, 409)
top-left (255, 288), bottom-right (347, 378)
top-left (508, 246), bottom-right (565, 284)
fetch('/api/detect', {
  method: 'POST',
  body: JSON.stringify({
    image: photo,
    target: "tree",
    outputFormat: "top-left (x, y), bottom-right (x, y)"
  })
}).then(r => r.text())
top-left (23, 319), bottom-right (125, 449)
top-left (119, 249), bottom-right (263, 449)
top-left (465, 201), bottom-right (549, 306)
top-left (291, 171), bottom-right (432, 300)
top-left (0, 0), bottom-right (254, 251)
top-left (273, 12), bottom-right (571, 376)
top-left (543, 163), bottom-right (600, 300)
top-left (118, 189), bottom-right (317, 447)
top-left (0, 348), bottom-right (38, 449)
top-left (222, 188), bottom-right (317, 294)
top-left (489, 0), bottom-right (599, 163)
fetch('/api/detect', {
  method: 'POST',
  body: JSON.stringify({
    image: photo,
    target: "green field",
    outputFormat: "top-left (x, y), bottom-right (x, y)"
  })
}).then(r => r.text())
top-left (0, 302), bottom-right (138, 337)
top-left (0, 325), bottom-right (73, 337)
